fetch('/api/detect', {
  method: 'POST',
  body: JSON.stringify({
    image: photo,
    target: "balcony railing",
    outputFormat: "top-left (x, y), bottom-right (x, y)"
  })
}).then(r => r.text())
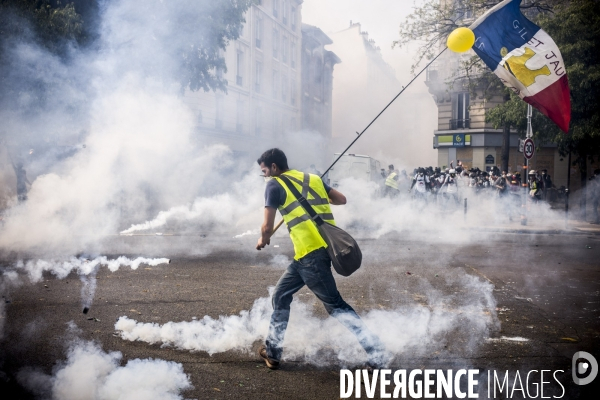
top-left (449, 119), bottom-right (470, 130)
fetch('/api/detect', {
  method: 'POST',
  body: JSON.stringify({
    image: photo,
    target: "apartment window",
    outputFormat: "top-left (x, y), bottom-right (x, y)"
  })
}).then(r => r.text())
top-left (239, 20), bottom-right (247, 39)
top-left (290, 41), bottom-right (296, 69)
top-left (272, 28), bottom-right (279, 59)
top-left (255, 16), bottom-right (262, 48)
top-left (272, 0), bottom-right (279, 18)
top-left (291, 79), bottom-right (296, 105)
top-left (272, 70), bottom-right (279, 99)
top-left (314, 60), bottom-right (322, 85)
top-left (291, 6), bottom-right (296, 31)
top-left (282, 113), bottom-right (287, 132)
top-left (255, 61), bottom-right (262, 93)
top-left (282, 36), bottom-right (288, 64)
top-left (255, 106), bottom-right (262, 136)
top-left (272, 112), bottom-right (280, 134)
top-left (236, 50), bottom-right (244, 86)
top-left (451, 92), bottom-right (470, 129)
top-left (459, 0), bottom-right (473, 19)
top-left (281, 74), bottom-right (288, 102)
top-left (282, 0), bottom-right (288, 25)
top-left (216, 50), bottom-right (225, 79)
top-left (215, 96), bottom-right (224, 130)
top-left (236, 101), bottom-right (244, 133)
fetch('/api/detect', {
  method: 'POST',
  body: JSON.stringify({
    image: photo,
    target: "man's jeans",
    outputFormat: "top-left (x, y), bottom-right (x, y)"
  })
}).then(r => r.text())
top-left (265, 248), bottom-right (385, 364)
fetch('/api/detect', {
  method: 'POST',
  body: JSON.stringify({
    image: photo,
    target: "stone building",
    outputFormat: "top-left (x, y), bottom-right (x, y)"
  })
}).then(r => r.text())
top-left (183, 0), bottom-right (338, 165)
top-left (183, 0), bottom-right (302, 153)
top-left (300, 23), bottom-right (340, 142)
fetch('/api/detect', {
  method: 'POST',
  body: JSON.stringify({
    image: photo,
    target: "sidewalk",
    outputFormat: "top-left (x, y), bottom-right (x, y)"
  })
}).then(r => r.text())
top-left (465, 217), bottom-right (600, 235)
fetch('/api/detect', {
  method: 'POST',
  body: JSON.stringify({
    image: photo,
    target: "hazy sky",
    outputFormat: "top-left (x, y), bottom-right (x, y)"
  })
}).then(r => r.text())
top-left (302, 0), bottom-right (438, 166)
top-left (302, 0), bottom-right (423, 80)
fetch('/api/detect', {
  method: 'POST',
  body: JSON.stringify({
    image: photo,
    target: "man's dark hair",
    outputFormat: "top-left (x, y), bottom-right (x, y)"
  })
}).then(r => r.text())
top-left (257, 148), bottom-right (289, 170)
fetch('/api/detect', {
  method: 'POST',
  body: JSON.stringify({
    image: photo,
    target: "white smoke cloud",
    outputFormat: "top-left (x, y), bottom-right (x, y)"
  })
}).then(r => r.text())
top-left (12, 256), bottom-right (170, 284)
top-left (120, 172), bottom-right (264, 235)
top-left (18, 336), bottom-right (191, 400)
top-left (0, 256), bottom-right (170, 338)
top-left (115, 273), bottom-right (497, 366)
top-left (0, 0), bottom-right (259, 255)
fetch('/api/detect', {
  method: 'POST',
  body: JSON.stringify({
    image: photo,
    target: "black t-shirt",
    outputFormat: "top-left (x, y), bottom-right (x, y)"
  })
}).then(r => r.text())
top-left (265, 176), bottom-right (332, 209)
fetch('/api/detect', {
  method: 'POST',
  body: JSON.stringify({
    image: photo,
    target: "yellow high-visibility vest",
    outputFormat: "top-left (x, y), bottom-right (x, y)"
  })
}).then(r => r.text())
top-left (274, 170), bottom-right (335, 260)
top-left (385, 172), bottom-right (399, 190)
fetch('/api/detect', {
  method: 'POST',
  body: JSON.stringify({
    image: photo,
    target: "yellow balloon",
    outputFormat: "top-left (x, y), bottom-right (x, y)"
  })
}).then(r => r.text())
top-left (447, 27), bottom-right (475, 53)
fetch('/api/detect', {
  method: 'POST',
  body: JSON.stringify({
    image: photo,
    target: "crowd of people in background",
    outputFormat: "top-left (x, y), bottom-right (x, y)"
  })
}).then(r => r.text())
top-left (380, 160), bottom-right (561, 218)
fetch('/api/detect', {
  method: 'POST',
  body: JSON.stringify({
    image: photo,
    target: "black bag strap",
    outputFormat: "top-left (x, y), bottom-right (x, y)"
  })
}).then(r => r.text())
top-left (278, 174), bottom-right (324, 226)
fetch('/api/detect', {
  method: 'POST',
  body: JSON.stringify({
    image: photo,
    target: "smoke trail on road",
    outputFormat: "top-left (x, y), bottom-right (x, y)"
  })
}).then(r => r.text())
top-left (120, 172), bottom-right (263, 236)
top-left (12, 256), bottom-right (170, 283)
top-left (17, 328), bottom-right (191, 400)
top-left (80, 268), bottom-right (98, 314)
top-left (115, 273), bottom-right (497, 366)
top-left (0, 256), bottom-right (170, 337)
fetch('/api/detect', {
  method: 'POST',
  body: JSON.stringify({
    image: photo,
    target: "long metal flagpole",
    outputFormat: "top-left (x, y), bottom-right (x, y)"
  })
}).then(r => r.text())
top-left (521, 104), bottom-right (533, 226)
top-left (270, 47), bottom-right (449, 236)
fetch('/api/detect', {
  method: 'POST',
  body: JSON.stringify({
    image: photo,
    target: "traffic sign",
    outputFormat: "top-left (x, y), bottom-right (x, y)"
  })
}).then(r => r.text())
top-left (523, 138), bottom-right (535, 160)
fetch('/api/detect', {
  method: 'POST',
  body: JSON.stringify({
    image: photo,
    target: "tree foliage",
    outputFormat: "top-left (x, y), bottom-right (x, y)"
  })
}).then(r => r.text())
top-left (177, 0), bottom-right (253, 93)
top-left (397, 0), bottom-right (600, 183)
top-left (486, 0), bottom-right (600, 182)
top-left (394, 0), bottom-right (558, 72)
top-left (0, 0), bottom-right (84, 53)
top-left (0, 0), bottom-right (254, 94)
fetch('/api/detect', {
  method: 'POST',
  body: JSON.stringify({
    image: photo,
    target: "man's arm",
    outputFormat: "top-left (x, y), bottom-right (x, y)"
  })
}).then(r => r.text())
top-left (328, 188), bottom-right (346, 205)
top-left (256, 207), bottom-right (276, 250)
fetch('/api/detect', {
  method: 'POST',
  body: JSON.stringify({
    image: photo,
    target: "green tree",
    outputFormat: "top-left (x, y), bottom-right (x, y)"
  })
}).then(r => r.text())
top-left (0, 0), bottom-right (254, 96)
top-left (177, 0), bottom-right (253, 93)
top-left (486, 0), bottom-right (600, 205)
top-left (396, 0), bottom-right (599, 194)
top-left (0, 0), bottom-right (84, 53)
top-left (394, 0), bottom-right (557, 72)
top-left (394, 0), bottom-right (559, 174)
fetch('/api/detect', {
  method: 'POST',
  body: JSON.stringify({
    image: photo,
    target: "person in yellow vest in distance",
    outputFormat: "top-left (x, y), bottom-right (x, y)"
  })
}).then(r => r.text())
top-left (384, 166), bottom-right (400, 198)
top-left (528, 170), bottom-right (541, 202)
top-left (256, 148), bottom-right (387, 370)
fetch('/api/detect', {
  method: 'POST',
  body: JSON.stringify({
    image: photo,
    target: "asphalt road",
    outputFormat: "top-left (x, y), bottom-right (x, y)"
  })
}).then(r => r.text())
top-left (1, 232), bottom-right (599, 399)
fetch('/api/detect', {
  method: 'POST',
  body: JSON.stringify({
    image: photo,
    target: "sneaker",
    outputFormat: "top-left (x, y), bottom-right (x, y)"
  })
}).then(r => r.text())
top-left (258, 345), bottom-right (280, 370)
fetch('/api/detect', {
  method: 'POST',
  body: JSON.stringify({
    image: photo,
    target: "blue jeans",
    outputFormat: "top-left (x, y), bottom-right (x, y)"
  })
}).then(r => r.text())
top-left (265, 248), bottom-right (385, 364)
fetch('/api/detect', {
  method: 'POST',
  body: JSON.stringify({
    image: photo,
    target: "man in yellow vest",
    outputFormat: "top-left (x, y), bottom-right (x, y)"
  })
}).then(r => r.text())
top-left (256, 148), bottom-right (386, 370)
top-left (384, 167), bottom-right (400, 198)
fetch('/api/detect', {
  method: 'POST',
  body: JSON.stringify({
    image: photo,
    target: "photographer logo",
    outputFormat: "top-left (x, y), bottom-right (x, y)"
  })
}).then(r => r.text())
top-left (572, 351), bottom-right (598, 385)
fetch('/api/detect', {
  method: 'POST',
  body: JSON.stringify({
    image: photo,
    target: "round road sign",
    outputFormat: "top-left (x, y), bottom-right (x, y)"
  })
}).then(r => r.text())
top-left (524, 138), bottom-right (535, 160)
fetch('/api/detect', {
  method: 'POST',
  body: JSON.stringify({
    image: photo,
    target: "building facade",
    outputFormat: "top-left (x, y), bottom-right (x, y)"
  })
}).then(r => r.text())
top-left (300, 24), bottom-right (340, 140)
top-left (426, 43), bottom-right (572, 186)
top-left (184, 0), bottom-right (302, 153)
top-left (183, 0), bottom-right (338, 163)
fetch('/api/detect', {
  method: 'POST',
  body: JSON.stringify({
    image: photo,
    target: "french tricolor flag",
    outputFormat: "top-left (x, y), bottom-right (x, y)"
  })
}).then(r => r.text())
top-left (470, 0), bottom-right (570, 133)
